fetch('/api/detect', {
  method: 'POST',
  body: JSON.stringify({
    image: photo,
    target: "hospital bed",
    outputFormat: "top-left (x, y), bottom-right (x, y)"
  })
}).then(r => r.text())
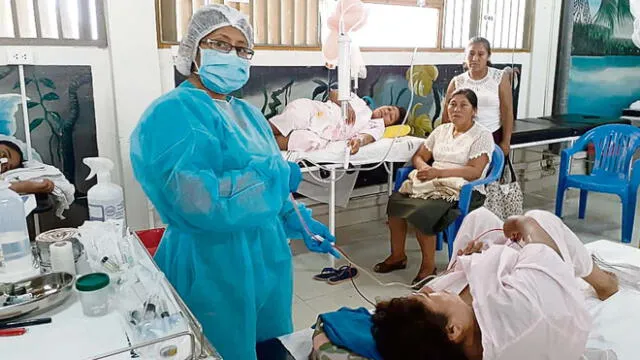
top-left (258, 239), bottom-right (640, 359)
top-left (284, 115), bottom-right (632, 237)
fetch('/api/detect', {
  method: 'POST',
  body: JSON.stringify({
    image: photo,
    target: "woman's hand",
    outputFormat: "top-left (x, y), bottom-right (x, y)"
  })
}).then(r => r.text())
top-left (457, 240), bottom-right (485, 256)
top-left (346, 104), bottom-right (356, 126)
top-left (348, 138), bottom-right (361, 154)
top-left (499, 141), bottom-right (510, 155)
top-left (416, 167), bottom-right (440, 181)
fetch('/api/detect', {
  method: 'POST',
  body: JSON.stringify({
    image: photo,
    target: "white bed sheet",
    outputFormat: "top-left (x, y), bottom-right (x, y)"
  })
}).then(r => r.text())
top-left (280, 240), bottom-right (640, 359)
top-left (281, 136), bottom-right (425, 165)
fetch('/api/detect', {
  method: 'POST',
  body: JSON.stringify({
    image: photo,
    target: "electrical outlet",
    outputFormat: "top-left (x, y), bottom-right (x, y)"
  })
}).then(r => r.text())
top-left (6, 47), bottom-right (34, 65)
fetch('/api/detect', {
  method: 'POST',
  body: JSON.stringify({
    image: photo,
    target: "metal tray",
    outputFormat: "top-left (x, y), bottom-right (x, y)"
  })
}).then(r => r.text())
top-left (0, 272), bottom-right (75, 321)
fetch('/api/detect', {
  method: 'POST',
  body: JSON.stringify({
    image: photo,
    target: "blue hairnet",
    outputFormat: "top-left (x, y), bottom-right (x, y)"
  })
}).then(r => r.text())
top-left (175, 4), bottom-right (254, 76)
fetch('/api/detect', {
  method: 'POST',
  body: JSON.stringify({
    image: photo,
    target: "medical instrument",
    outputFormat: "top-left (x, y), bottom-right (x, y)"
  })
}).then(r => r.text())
top-left (0, 327), bottom-right (27, 336)
top-left (84, 157), bottom-right (126, 228)
top-left (0, 272), bottom-right (74, 321)
top-left (49, 241), bottom-right (76, 276)
top-left (0, 180), bottom-right (38, 283)
top-left (0, 317), bottom-right (51, 329)
top-left (35, 228), bottom-right (84, 273)
top-left (76, 272), bottom-right (111, 317)
top-left (101, 256), bottom-right (122, 273)
top-left (2, 293), bottom-right (33, 306)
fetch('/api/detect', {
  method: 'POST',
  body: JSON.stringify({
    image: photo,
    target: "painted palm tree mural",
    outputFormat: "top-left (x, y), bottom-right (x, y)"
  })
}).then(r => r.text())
top-left (572, 0), bottom-right (638, 55)
top-left (567, 0), bottom-right (640, 117)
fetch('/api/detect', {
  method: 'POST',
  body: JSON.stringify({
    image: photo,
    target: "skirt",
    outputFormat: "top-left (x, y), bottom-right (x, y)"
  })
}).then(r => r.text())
top-left (387, 191), bottom-right (486, 235)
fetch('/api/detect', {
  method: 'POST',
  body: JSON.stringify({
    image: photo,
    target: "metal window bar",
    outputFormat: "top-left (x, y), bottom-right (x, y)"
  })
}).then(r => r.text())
top-left (156, 0), bottom-right (321, 48)
top-left (0, 0), bottom-right (107, 47)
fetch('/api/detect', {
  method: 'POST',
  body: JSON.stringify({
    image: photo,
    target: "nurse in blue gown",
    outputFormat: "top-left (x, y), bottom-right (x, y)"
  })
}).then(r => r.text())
top-left (130, 5), bottom-right (337, 359)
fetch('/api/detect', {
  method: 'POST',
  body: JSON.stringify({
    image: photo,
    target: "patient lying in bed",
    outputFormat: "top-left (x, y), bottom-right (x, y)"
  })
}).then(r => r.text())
top-left (372, 207), bottom-right (619, 360)
top-left (269, 90), bottom-right (406, 154)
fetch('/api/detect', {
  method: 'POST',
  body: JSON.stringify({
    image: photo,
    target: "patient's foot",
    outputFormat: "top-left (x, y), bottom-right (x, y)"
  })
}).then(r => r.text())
top-left (585, 265), bottom-right (619, 301)
top-left (373, 256), bottom-right (407, 273)
top-left (595, 270), bottom-right (619, 301)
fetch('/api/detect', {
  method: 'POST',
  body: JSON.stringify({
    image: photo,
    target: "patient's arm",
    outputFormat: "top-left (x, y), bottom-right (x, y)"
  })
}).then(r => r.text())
top-left (9, 179), bottom-right (55, 194)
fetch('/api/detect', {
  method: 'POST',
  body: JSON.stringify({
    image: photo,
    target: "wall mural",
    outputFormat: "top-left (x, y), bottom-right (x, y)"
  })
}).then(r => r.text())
top-left (568, 0), bottom-right (640, 117)
top-left (0, 65), bottom-right (98, 229)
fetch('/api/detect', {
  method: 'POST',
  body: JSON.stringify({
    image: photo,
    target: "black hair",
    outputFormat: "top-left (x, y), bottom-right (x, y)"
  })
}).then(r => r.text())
top-left (463, 36), bottom-right (493, 70)
top-left (395, 106), bottom-right (407, 125)
top-left (0, 140), bottom-right (24, 164)
top-left (449, 88), bottom-right (478, 110)
top-left (372, 298), bottom-right (468, 360)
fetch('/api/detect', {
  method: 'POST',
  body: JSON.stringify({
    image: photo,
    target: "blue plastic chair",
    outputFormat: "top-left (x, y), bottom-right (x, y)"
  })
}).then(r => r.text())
top-left (393, 144), bottom-right (505, 259)
top-left (555, 124), bottom-right (640, 243)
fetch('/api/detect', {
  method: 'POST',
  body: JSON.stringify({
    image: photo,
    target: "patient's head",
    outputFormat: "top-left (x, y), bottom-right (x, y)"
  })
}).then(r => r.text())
top-left (0, 140), bottom-right (23, 174)
top-left (372, 105), bottom-right (406, 126)
top-left (372, 290), bottom-right (473, 360)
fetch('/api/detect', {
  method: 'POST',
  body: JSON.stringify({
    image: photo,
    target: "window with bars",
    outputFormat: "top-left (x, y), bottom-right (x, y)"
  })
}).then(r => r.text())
top-left (320, 0), bottom-right (445, 49)
top-left (321, 0), bottom-right (532, 50)
top-left (442, 0), bottom-right (533, 50)
top-left (0, 0), bottom-right (107, 47)
top-left (156, 0), bottom-right (321, 48)
top-left (157, 0), bottom-right (533, 51)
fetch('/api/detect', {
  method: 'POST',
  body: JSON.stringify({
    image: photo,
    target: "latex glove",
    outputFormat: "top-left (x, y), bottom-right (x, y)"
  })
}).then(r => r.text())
top-left (284, 205), bottom-right (340, 258)
top-left (288, 161), bottom-right (302, 193)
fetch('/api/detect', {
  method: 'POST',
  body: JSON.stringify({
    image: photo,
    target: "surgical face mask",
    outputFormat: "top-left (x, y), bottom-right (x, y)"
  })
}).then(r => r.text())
top-left (196, 49), bottom-right (250, 95)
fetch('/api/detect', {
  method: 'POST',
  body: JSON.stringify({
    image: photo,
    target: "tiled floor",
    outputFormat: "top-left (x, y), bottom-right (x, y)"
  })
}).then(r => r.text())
top-left (291, 187), bottom-right (640, 330)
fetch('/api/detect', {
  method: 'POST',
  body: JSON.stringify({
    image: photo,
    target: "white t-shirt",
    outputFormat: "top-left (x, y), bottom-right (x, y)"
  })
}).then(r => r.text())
top-left (424, 123), bottom-right (494, 188)
top-left (454, 67), bottom-right (505, 133)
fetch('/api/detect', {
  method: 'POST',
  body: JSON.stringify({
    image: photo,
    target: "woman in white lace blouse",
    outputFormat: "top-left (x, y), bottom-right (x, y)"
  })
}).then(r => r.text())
top-left (374, 89), bottom-right (494, 285)
top-left (442, 37), bottom-right (514, 155)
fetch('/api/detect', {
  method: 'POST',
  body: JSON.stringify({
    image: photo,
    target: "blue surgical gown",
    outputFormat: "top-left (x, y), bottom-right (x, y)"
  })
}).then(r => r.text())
top-left (130, 81), bottom-right (298, 360)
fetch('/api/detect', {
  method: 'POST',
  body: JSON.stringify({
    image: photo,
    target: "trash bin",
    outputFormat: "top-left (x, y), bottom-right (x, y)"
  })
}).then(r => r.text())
top-left (135, 228), bottom-right (165, 257)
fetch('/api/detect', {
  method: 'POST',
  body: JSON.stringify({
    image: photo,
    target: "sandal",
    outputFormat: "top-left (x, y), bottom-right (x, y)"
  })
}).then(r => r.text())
top-left (373, 257), bottom-right (407, 273)
top-left (327, 266), bottom-right (358, 285)
top-left (313, 266), bottom-right (349, 281)
top-left (411, 268), bottom-right (438, 290)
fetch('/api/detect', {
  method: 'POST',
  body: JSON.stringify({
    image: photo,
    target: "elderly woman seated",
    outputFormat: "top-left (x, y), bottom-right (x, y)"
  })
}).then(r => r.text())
top-left (0, 140), bottom-right (54, 194)
top-left (374, 88), bottom-right (494, 285)
top-left (269, 90), bottom-right (406, 154)
top-left (371, 207), bottom-right (619, 360)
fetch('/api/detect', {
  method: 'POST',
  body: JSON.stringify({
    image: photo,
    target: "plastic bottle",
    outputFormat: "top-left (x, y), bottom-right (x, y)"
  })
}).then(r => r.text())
top-left (0, 180), bottom-right (36, 282)
top-left (84, 157), bottom-right (126, 226)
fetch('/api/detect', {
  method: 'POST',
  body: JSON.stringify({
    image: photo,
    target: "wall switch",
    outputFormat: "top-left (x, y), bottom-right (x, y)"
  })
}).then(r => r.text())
top-left (6, 47), bottom-right (34, 65)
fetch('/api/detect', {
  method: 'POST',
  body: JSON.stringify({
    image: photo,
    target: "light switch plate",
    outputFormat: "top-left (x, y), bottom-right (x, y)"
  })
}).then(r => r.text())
top-left (6, 47), bottom-right (34, 65)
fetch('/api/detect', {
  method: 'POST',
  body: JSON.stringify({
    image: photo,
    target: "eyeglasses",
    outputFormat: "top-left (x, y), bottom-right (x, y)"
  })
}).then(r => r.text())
top-left (201, 39), bottom-right (255, 60)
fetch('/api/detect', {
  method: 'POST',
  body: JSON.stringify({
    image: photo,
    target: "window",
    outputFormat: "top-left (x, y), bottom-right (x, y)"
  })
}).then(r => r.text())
top-left (442, 0), bottom-right (532, 50)
top-left (320, 0), bottom-right (533, 50)
top-left (321, 0), bottom-right (443, 49)
top-left (157, 0), bottom-right (321, 48)
top-left (0, 0), bottom-right (107, 47)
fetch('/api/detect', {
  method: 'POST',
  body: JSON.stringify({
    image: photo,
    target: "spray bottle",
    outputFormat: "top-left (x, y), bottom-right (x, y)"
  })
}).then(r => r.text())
top-left (84, 157), bottom-right (126, 227)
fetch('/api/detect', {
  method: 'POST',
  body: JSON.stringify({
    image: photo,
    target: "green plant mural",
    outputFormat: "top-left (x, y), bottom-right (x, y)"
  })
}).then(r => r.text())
top-left (404, 65), bottom-right (441, 137)
top-left (261, 80), bottom-right (294, 120)
top-left (13, 72), bottom-right (90, 182)
top-left (311, 78), bottom-right (338, 102)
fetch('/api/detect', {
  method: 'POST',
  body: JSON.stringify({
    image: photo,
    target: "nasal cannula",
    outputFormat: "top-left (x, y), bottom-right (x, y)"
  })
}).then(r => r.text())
top-left (289, 193), bottom-right (510, 305)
